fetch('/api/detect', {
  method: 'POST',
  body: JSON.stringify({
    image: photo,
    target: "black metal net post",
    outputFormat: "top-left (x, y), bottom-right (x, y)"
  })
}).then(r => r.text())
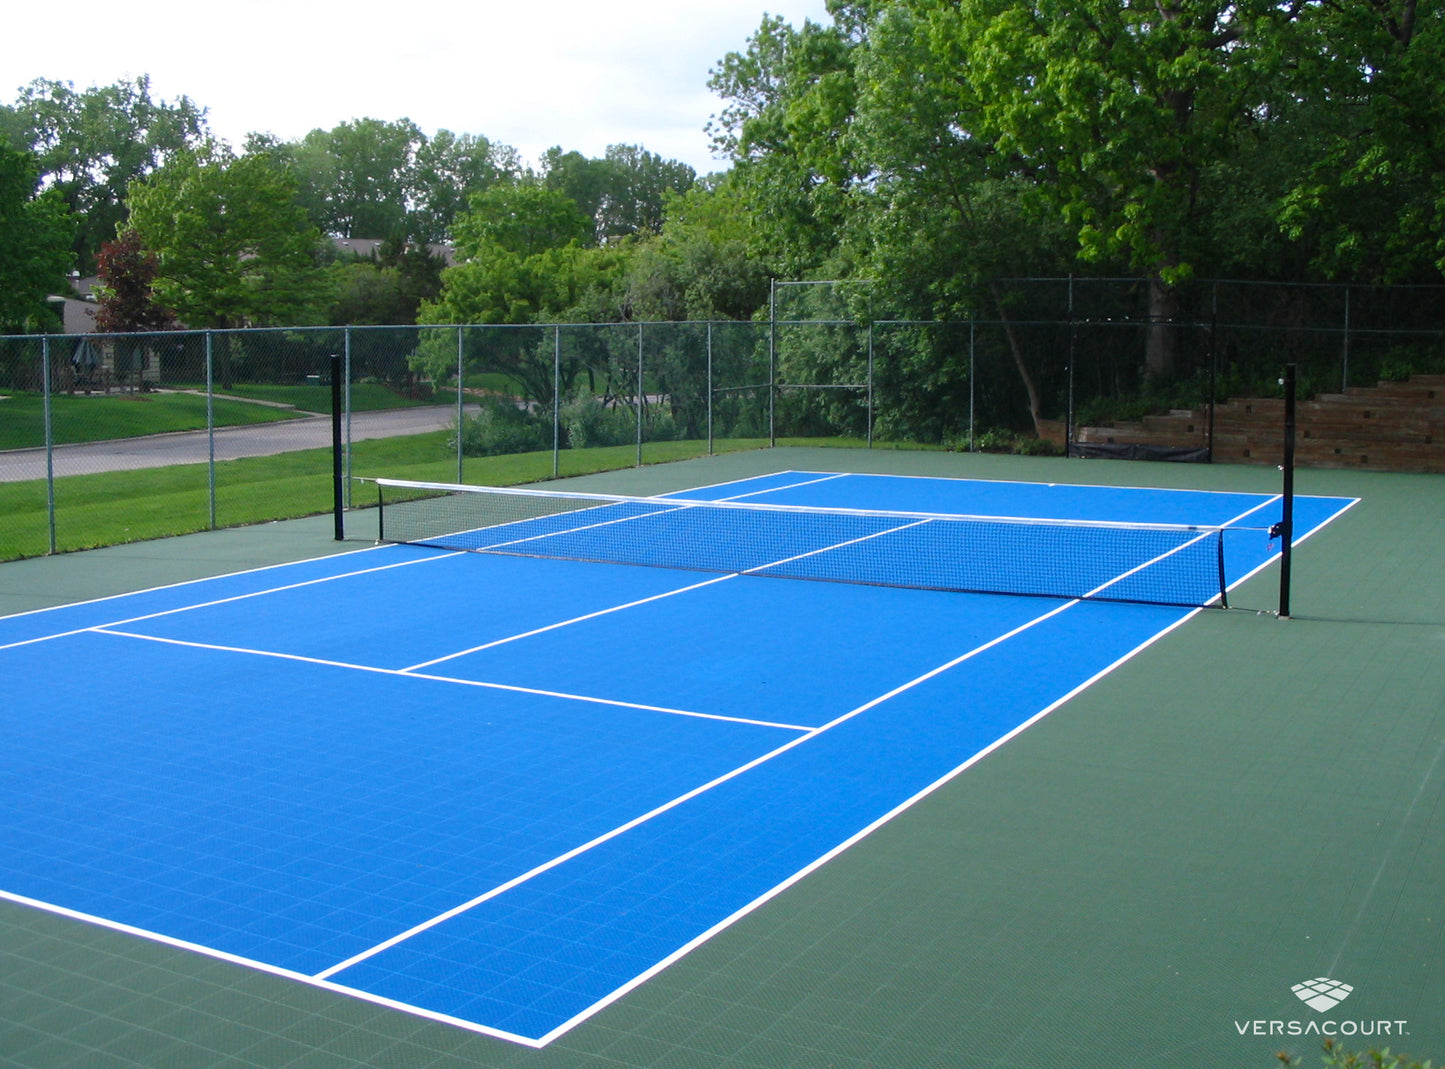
top-left (1278, 362), bottom-right (1297, 619)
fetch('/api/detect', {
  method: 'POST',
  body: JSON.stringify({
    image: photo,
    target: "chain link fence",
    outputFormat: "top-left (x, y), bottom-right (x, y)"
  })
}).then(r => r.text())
top-left (2, 279), bottom-right (1441, 561)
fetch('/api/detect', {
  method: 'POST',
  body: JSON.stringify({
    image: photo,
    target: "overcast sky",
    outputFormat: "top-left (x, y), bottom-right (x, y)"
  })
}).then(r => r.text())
top-left (3, 0), bottom-right (834, 176)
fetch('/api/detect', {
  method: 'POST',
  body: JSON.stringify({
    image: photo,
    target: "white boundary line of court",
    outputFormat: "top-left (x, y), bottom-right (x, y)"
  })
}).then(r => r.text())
top-left (0, 470), bottom-right (838, 632)
top-left (0, 550), bottom-right (464, 654)
top-left (0, 885), bottom-right (549, 1048)
top-left (0, 471), bottom-right (839, 651)
top-left (406, 515), bottom-right (933, 671)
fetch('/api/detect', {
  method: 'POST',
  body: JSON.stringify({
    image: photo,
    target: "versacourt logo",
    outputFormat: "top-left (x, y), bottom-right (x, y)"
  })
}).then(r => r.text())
top-left (1232, 977), bottom-right (1409, 1039)
top-left (1292, 977), bottom-right (1354, 1013)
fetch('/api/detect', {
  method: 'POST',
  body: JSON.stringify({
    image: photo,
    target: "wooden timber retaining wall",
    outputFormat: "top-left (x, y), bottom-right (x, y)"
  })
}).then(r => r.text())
top-left (1070, 374), bottom-right (1445, 473)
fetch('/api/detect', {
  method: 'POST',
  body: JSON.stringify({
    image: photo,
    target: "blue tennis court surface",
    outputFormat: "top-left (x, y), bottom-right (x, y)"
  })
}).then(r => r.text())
top-left (0, 471), bottom-right (1356, 1046)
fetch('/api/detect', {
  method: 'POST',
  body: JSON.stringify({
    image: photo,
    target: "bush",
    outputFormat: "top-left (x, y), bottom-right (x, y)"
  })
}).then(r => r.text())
top-left (560, 393), bottom-right (640, 449)
top-left (1277, 1039), bottom-right (1438, 1069)
top-left (453, 398), bottom-right (549, 457)
top-left (962, 428), bottom-right (1063, 456)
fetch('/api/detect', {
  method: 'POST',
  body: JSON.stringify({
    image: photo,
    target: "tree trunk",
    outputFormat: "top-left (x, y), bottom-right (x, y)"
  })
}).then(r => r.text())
top-left (988, 280), bottom-right (1044, 437)
top-left (1145, 274), bottom-right (1179, 383)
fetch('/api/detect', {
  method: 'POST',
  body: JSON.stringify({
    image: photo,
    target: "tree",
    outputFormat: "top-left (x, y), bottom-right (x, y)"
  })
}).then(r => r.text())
top-left (0, 145), bottom-right (76, 332)
top-left (540, 148), bottom-right (614, 236)
top-left (410, 129), bottom-right (521, 243)
top-left (324, 240), bottom-right (445, 326)
top-left (271, 117), bottom-right (422, 241)
top-left (707, 7), bottom-right (870, 277)
top-left (452, 182), bottom-right (595, 260)
top-left (126, 144), bottom-right (326, 328)
top-left (541, 145), bottom-right (697, 244)
top-left (1278, 0), bottom-right (1445, 281)
top-left (93, 229), bottom-right (175, 332)
top-left (874, 0), bottom-right (1316, 379)
top-left (594, 145), bottom-right (696, 239)
top-left (260, 122), bottom-right (523, 244)
top-left (0, 76), bottom-right (207, 271)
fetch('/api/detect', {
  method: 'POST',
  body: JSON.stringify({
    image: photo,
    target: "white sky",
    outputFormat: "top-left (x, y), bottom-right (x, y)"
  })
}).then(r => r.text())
top-left (2, 0), bottom-right (834, 176)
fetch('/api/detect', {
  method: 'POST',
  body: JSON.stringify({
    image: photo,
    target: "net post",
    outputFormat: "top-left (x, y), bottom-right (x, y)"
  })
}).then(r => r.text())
top-left (331, 353), bottom-right (344, 541)
top-left (1215, 529), bottom-right (1228, 609)
top-left (1278, 362), bottom-right (1297, 618)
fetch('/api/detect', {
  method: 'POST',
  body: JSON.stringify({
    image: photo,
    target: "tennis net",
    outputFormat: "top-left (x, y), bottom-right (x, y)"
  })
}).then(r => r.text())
top-left (367, 478), bottom-right (1234, 608)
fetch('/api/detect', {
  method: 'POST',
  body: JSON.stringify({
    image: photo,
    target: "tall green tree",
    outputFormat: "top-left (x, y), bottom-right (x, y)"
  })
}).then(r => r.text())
top-left (411, 130), bottom-right (521, 243)
top-left (279, 117), bottom-right (422, 240)
top-left (707, 6), bottom-right (870, 277)
top-left (0, 76), bottom-right (207, 271)
top-left (541, 145), bottom-right (697, 243)
top-left (594, 145), bottom-right (696, 239)
top-left (258, 121), bottom-right (522, 243)
top-left (452, 183), bottom-right (595, 259)
top-left (0, 145), bottom-right (76, 332)
top-left (126, 144), bottom-right (326, 328)
top-left (1279, 0), bottom-right (1445, 281)
top-left (883, 0), bottom-right (1318, 378)
top-left (324, 240), bottom-right (445, 326)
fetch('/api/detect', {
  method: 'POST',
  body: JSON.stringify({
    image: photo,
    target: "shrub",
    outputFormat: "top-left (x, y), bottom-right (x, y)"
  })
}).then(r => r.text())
top-left (453, 398), bottom-right (548, 457)
top-left (560, 393), bottom-right (639, 449)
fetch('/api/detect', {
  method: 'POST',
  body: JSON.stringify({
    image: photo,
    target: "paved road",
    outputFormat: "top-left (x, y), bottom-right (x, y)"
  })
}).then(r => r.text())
top-left (0, 405), bottom-right (472, 483)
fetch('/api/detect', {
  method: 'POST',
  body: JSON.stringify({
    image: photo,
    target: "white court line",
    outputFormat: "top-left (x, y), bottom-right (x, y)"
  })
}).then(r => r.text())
top-left (90, 627), bottom-right (812, 733)
top-left (0, 549), bottom-right (462, 654)
top-left (401, 573), bottom-right (739, 671)
top-left (311, 593), bottom-right (1078, 984)
top-left (458, 472), bottom-right (849, 555)
top-left (1219, 494), bottom-right (1361, 597)
top-left (702, 471), bottom-right (850, 500)
top-left (827, 468), bottom-right (1344, 504)
top-left (0, 539), bottom-right (392, 626)
top-left (0, 886), bottom-right (549, 1049)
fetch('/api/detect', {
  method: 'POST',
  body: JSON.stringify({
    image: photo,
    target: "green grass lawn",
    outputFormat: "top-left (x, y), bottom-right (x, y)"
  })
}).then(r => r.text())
top-left (0, 391), bottom-right (305, 450)
top-left (0, 383), bottom-right (479, 450)
top-left (0, 434), bottom-right (777, 562)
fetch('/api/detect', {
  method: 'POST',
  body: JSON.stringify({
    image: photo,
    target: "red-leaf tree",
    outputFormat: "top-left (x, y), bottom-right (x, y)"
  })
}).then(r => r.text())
top-left (94, 228), bottom-right (176, 332)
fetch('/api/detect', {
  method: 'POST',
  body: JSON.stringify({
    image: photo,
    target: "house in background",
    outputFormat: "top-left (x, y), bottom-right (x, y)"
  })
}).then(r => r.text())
top-left (49, 274), bottom-right (100, 335)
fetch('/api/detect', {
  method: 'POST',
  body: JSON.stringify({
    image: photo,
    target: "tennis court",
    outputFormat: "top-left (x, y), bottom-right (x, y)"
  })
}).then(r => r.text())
top-left (2, 462), bottom-right (1352, 1040)
top-left (0, 462), bottom-right (1356, 1049)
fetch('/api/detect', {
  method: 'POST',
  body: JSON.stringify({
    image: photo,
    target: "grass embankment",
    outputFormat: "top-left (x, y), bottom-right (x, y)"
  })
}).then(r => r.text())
top-left (0, 434), bottom-right (774, 562)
